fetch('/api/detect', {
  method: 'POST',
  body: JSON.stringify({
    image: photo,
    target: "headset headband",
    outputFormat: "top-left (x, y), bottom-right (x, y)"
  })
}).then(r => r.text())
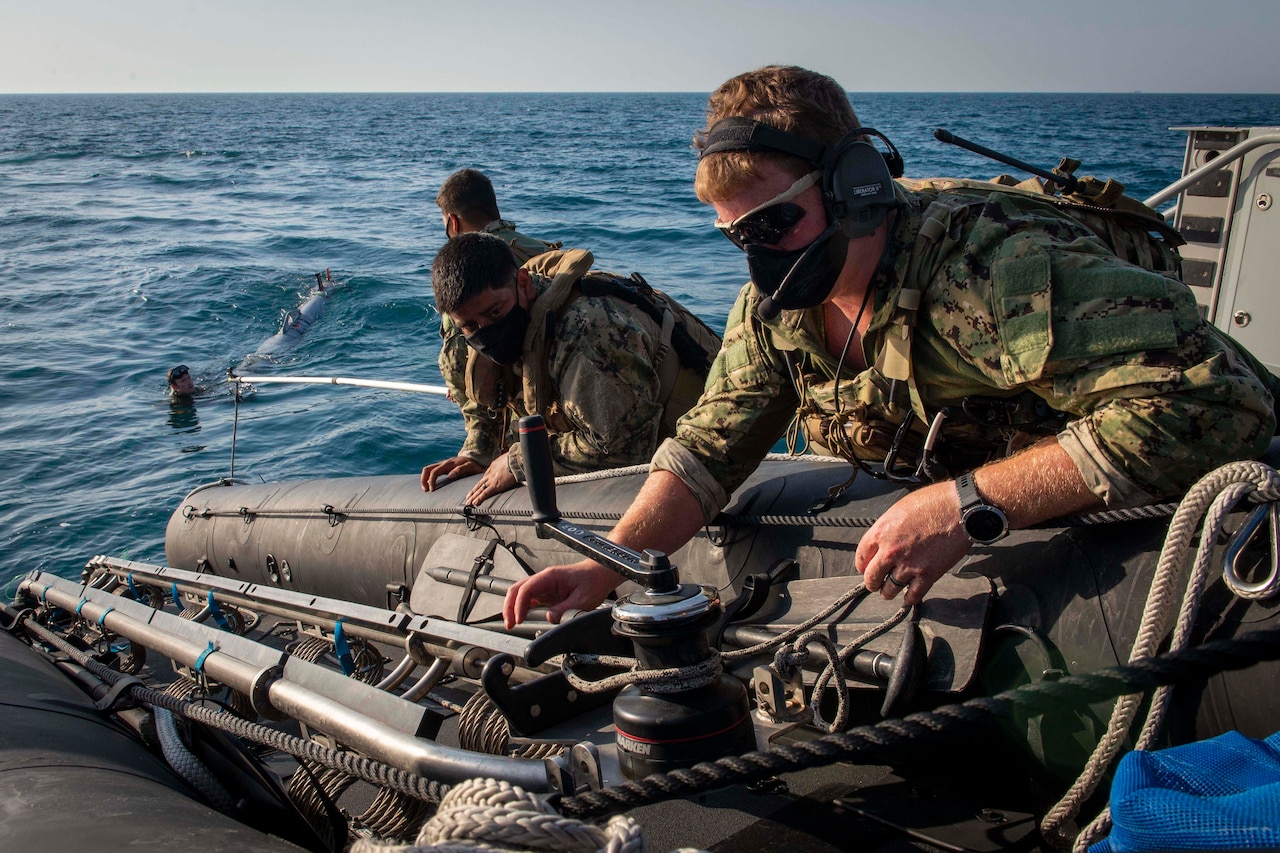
top-left (700, 117), bottom-right (827, 165)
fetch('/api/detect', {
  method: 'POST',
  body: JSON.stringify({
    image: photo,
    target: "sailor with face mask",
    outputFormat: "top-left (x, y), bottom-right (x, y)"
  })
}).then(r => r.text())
top-left (421, 232), bottom-right (720, 506)
top-left (503, 64), bottom-right (1275, 630)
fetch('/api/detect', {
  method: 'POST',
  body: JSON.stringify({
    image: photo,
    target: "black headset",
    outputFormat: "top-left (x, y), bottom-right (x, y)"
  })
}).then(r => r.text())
top-left (700, 117), bottom-right (904, 238)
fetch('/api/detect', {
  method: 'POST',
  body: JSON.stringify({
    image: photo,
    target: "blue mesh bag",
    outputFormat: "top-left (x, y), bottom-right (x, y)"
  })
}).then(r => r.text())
top-left (1089, 730), bottom-right (1280, 852)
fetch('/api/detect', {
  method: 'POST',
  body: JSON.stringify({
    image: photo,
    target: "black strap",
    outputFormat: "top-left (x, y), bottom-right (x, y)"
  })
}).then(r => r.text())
top-left (577, 274), bottom-right (712, 373)
top-left (701, 116), bottom-right (827, 165)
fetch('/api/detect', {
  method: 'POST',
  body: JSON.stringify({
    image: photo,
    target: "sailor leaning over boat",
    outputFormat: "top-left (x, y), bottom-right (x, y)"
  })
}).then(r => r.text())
top-left (422, 232), bottom-right (721, 506)
top-left (503, 64), bottom-right (1278, 627)
top-left (433, 168), bottom-right (562, 429)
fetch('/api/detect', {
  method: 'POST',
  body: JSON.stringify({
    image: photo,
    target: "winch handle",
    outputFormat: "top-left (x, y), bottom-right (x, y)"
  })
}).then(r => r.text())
top-left (518, 415), bottom-right (560, 524)
top-left (517, 415), bottom-right (678, 593)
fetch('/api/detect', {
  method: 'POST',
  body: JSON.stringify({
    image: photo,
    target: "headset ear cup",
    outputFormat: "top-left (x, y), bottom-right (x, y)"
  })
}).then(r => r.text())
top-left (826, 141), bottom-right (896, 235)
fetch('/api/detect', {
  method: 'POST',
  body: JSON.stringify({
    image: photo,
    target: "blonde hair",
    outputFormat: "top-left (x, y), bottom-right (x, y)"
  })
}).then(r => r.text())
top-left (693, 66), bottom-right (860, 204)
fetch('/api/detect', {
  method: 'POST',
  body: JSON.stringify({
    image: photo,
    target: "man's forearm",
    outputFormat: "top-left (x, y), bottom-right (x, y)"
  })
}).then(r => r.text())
top-left (606, 470), bottom-right (708, 561)
top-left (968, 437), bottom-right (1102, 528)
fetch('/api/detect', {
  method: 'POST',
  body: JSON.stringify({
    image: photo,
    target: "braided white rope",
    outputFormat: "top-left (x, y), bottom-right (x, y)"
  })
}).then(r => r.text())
top-left (562, 652), bottom-right (722, 695)
top-left (551, 453), bottom-right (846, 486)
top-left (349, 778), bottom-right (702, 853)
top-left (1039, 461), bottom-right (1280, 850)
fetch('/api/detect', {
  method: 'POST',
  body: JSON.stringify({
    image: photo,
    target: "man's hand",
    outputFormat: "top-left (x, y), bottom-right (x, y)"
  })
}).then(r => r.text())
top-left (854, 480), bottom-right (971, 606)
top-left (503, 560), bottom-right (620, 628)
top-left (421, 456), bottom-right (482, 491)
top-left (855, 440), bottom-right (1101, 605)
top-left (465, 452), bottom-right (519, 506)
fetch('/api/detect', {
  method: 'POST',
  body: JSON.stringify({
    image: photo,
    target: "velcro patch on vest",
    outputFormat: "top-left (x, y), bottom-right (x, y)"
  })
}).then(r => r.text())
top-left (1048, 258), bottom-right (1179, 361)
top-left (993, 234), bottom-right (1052, 384)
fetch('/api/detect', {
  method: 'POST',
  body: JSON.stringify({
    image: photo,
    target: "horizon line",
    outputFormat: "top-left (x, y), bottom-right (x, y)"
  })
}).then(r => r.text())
top-left (2, 89), bottom-right (1275, 97)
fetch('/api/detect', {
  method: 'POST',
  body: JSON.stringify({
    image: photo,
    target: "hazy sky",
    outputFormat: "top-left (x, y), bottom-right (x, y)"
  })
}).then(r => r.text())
top-left (4, 0), bottom-right (1278, 94)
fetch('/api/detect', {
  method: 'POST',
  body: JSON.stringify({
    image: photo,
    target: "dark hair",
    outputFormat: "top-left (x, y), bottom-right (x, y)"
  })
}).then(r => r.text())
top-left (435, 169), bottom-right (501, 225)
top-left (167, 364), bottom-right (190, 384)
top-left (431, 232), bottom-right (518, 315)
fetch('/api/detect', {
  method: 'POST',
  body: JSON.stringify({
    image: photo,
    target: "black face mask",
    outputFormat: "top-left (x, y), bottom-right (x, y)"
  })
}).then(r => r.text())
top-left (748, 223), bottom-right (847, 321)
top-left (463, 300), bottom-right (530, 366)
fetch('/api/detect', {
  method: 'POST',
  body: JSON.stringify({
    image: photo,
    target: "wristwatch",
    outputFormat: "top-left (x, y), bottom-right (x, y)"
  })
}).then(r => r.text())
top-left (955, 472), bottom-right (1009, 545)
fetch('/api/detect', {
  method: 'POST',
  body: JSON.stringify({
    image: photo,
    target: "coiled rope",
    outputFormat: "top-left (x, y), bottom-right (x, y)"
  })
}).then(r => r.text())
top-left (1048, 460), bottom-right (1280, 851)
top-left (348, 778), bottom-right (674, 853)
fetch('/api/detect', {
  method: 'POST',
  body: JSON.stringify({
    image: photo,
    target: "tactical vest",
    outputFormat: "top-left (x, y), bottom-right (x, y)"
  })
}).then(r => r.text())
top-left (793, 173), bottom-right (1187, 480)
top-left (465, 249), bottom-right (720, 444)
top-left (482, 219), bottom-right (562, 265)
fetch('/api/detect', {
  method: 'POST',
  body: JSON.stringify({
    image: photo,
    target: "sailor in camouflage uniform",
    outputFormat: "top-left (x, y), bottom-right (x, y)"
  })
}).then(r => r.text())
top-left (422, 232), bottom-right (719, 506)
top-left (503, 65), bottom-right (1275, 627)
top-left (434, 169), bottom-right (561, 436)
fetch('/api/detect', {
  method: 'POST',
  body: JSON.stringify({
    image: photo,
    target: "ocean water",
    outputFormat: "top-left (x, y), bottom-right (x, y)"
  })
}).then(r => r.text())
top-left (2, 91), bottom-right (1278, 589)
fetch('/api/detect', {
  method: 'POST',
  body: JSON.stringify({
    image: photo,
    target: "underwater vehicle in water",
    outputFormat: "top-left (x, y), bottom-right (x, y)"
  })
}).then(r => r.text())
top-left (4, 127), bottom-right (1280, 853)
top-left (236, 269), bottom-right (335, 371)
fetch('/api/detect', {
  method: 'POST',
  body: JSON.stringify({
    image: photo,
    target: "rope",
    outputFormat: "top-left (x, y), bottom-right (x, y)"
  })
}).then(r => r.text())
top-left (556, 627), bottom-right (1280, 820)
top-left (1049, 461), bottom-right (1280, 850)
top-left (774, 606), bottom-right (911, 733)
top-left (154, 706), bottom-right (238, 813)
top-left (180, 494), bottom-right (1175, 533)
top-left (348, 778), bottom-right (659, 853)
top-left (722, 584), bottom-right (868, 662)
top-left (562, 653), bottom-right (722, 695)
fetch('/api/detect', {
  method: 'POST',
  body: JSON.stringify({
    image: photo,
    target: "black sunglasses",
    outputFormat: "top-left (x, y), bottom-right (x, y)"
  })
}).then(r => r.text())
top-left (716, 202), bottom-right (807, 250)
top-left (713, 170), bottom-right (819, 250)
top-left (168, 365), bottom-right (190, 382)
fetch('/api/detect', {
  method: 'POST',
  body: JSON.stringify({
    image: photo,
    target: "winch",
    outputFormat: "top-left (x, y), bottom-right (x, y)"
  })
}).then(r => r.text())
top-left (518, 415), bottom-right (756, 778)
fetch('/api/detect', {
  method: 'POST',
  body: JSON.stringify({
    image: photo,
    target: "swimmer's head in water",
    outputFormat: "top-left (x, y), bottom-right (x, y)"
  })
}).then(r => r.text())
top-left (167, 364), bottom-right (195, 396)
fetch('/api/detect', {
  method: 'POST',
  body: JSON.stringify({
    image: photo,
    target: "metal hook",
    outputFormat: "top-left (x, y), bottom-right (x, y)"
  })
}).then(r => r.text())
top-left (1223, 501), bottom-right (1280, 601)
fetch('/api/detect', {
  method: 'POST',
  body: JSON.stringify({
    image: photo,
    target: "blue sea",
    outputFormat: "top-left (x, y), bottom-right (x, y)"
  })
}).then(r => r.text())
top-left (3, 91), bottom-right (1278, 591)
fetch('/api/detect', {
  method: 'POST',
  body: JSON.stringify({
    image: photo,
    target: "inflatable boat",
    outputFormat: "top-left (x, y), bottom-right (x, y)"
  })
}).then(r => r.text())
top-left (4, 128), bottom-right (1280, 853)
top-left (6, 431), bottom-right (1279, 852)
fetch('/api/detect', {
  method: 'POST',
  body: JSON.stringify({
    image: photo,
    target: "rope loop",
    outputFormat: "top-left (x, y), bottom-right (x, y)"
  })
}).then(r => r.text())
top-left (347, 778), bottom-right (654, 853)
top-left (1046, 459), bottom-right (1280, 848)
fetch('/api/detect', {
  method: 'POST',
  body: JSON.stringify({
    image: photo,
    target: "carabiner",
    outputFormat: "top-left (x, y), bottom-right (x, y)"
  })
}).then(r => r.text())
top-left (1223, 501), bottom-right (1280, 601)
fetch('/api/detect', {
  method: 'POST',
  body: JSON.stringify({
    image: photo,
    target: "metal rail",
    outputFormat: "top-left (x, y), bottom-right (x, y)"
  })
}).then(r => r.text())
top-left (18, 570), bottom-right (553, 791)
top-left (229, 374), bottom-right (451, 396)
top-left (1144, 133), bottom-right (1280, 210)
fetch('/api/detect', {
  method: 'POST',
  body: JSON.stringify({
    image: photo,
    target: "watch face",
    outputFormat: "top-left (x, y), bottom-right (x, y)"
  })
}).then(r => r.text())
top-left (963, 506), bottom-right (1007, 543)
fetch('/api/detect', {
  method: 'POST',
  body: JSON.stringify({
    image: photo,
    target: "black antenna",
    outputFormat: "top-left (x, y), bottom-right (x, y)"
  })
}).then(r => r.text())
top-left (934, 128), bottom-right (1079, 194)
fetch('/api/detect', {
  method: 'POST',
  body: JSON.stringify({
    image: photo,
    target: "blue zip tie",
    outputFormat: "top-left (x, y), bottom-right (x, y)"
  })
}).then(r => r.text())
top-left (76, 597), bottom-right (89, 616)
top-left (126, 573), bottom-right (142, 602)
top-left (97, 606), bottom-right (114, 627)
top-left (40, 587), bottom-right (50, 604)
top-left (206, 590), bottom-right (231, 632)
top-left (171, 583), bottom-right (182, 608)
top-left (194, 641), bottom-right (216, 676)
top-left (333, 618), bottom-right (354, 676)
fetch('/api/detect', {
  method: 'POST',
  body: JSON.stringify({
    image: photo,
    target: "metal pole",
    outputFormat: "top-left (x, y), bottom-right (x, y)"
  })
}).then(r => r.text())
top-left (230, 374), bottom-right (451, 396)
top-left (25, 577), bottom-right (553, 791)
top-left (1144, 133), bottom-right (1280, 209)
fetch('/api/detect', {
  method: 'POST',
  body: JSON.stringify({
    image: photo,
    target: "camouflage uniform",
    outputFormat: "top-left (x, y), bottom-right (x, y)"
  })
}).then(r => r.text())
top-left (453, 249), bottom-right (715, 484)
top-left (438, 219), bottom-right (559, 426)
top-left (654, 184), bottom-right (1276, 522)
